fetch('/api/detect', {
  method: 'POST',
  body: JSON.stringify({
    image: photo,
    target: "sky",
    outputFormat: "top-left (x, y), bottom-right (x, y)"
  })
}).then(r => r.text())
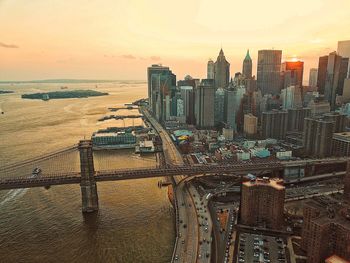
top-left (0, 0), bottom-right (350, 81)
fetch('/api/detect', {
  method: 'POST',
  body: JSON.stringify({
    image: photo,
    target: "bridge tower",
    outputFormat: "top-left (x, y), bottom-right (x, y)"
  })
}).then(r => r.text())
top-left (79, 140), bottom-right (99, 213)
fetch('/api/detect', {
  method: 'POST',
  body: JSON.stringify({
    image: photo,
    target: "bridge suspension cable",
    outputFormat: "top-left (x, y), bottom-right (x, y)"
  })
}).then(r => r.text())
top-left (0, 144), bottom-right (78, 171)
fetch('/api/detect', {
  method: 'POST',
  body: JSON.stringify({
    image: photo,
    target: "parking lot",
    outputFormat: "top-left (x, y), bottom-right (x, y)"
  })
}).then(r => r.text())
top-left (237, 233), bottom-right (287, 263)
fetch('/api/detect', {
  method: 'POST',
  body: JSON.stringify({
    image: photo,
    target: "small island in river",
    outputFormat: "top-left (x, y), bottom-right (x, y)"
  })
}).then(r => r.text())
top-left (0, 90), bottom-right (14, 94)
top-left (21, 89), bottom-right (109, 100)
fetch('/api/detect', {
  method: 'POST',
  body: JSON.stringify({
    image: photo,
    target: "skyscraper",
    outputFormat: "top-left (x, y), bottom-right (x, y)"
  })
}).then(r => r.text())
top-left (338, 57), bottom-right (349, 95)
top-left (338, 40), bottom-right (350, 78)
top-left (257, 49), bottom-right (282, 95)
top-left (148, 65), bottom-right (176, 121)
top-left (317, 52), bottom-right (349, 109)
top-left (180, 86), bottom-right (195, 125)
top-left (214, 49), bottom-right (230, 89)
top-left (242, 49), bottom-right (252, 79)
top-left (324, 52), bottom-right (349, 110)
top-left (317, 55), bottom-right (329, 94)
top-left (214, 88), bottom-right (225, 125)
top-left (309, 68), bottom-right (318, 88)
top-left (207, 59), bottom-right (214, 79)
top-left (225, 81), bottom-right (245, 131)
top-left (281, 61), bottom-right (304, 89)
top-left (195, 79), bottom-right (215, 128)
top-left (147, 64), bottom-right (173, 111)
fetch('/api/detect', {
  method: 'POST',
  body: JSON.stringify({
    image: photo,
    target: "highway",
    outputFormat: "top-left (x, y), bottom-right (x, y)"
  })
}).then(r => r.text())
top-left (140, 108), bottom-right (199, 262)
top-left (187, 183), bottom-right (212, 262)
top-left (173, 177), bottom-right (199, 262)
top-left (141, 107), bottom-right (184, 166)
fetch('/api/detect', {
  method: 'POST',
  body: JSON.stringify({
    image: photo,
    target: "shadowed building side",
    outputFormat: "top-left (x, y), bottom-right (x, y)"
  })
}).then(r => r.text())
top-left (79, 140), bottom-right (99, 213)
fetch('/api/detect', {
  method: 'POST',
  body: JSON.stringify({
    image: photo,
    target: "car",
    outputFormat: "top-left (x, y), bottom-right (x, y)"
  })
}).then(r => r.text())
top-left (181, 240), bottom-right (185, 244)
top-left (174, 255), bottom-right (179, 260)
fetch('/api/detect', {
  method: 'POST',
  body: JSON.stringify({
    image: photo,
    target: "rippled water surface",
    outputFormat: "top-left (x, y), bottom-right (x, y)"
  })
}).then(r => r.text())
top-left (0, 82), bottom-right (174, 263)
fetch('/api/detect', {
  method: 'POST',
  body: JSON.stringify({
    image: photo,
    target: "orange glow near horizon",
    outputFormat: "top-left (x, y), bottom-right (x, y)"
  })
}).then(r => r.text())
top-left (0, 0), bottom-right (350, 81)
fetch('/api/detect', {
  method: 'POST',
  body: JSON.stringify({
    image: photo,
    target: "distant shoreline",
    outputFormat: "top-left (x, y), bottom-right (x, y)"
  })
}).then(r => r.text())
top-left (0, 90), bottom-right (14, 94)
top-left (0, 79), bottom-right (146, 84)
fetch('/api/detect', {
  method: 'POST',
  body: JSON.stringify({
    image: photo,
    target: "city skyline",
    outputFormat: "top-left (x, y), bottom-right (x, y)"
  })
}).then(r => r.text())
top-left (1, 0), bottom-right (350, 81)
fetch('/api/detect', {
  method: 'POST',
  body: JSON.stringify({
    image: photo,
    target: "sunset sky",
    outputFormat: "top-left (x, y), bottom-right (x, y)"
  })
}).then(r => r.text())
top-left (0, 0), bottom-right (350, 81)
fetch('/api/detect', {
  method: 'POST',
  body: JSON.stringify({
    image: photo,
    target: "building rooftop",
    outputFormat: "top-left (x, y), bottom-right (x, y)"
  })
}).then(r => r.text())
top-left (92, 131), bottom-right (134, 137)
top-left (304, 196), bottom-right (350, 230)
top-left (139, 140), bottom-right (154, 147)
top-left (333, 132), bottom-right (350, 142)
top-left (243, 177), bottom-right (285, 190)
top-left (325, 255), bottom-right (350, 263)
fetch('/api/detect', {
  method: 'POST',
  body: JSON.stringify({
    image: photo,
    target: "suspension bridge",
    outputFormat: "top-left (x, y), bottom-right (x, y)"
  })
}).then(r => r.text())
top-left (0, 139), bottom-right (348, 212)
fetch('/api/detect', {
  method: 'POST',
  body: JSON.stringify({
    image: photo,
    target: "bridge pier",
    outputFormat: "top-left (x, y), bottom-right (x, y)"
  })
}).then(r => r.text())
top-left (79, 140), bottom-right (99, 213)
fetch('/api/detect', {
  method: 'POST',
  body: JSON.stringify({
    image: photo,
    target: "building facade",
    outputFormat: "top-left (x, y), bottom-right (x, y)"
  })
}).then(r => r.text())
top-left (225, 83), bottom-right (246, 131)
top-left (214, 49), bottom-right (230, 88)
top-left (195, 79), bottom-right (215, 128)
top-left (317, 55), bottom-right (329, 95)
top-left (332, 132), bottom-right (350, 157)
top-left (243, 114), bottom-right (258, 135)
top-left (180, 86), bottom-right (195, 124)
top-left (338, 40), bottom-right (350, 78)
top-left (257, 49), bottom-right (282, 95)
top-left (281, 85), bottom-right (302, 109)
top-left (147, 64), bottom-right (176, 122)
top-left (214, 88), bottom-right (225, 126)
top-left (318, 52), bottom-right (349, 110)
top-left (207, 59), bottom-right (215, 79)
top-left (261, 110), bottom-right (288, 139)
top-left (303, 118), bottom-right (334, 157)
top-left (301, 197), bottom-right (350, 263)
top-left (287, 107), bottom-right (311, 132)
top-left (240, 178), bottom-right (285, 230)
top-left (242, 49), bottom-right (252, 79)
top-left (323, 112), bottom-right (347, 133)
top-left (281, 61), bottom-right (304, 89)
top-left (309, 68), bottom-right (318, 88)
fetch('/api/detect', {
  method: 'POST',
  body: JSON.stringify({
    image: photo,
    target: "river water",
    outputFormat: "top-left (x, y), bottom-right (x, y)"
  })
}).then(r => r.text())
top-left (0, 82), bottom-right (174, 263)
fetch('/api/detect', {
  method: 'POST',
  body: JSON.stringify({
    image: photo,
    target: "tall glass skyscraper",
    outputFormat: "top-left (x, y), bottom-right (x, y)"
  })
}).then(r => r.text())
top-left (257, 50), bottom-right (282, 95)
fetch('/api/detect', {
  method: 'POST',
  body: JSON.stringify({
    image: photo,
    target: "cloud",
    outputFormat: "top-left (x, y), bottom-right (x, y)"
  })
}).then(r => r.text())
top-left (120, 54), bottom-right (136, 59)
top-left (0, 42), bottom-right (19, 48)
top-left (150, 56), bottom-right (161, 61)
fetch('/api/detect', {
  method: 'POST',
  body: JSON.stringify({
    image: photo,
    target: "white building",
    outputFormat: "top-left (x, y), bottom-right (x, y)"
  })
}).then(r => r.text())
top-left (176, 98), bottom-right (184, 117)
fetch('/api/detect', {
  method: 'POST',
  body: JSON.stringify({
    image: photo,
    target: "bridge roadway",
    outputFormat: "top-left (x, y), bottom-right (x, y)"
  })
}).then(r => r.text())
top-left (0, 162), bottom-right (282, 190)
top-left (0, 157), bottom-right (348, 190)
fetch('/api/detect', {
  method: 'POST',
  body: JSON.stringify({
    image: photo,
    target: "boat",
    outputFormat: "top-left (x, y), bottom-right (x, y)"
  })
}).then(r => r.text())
top-left (60, 86), bottom-right (68, 89)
